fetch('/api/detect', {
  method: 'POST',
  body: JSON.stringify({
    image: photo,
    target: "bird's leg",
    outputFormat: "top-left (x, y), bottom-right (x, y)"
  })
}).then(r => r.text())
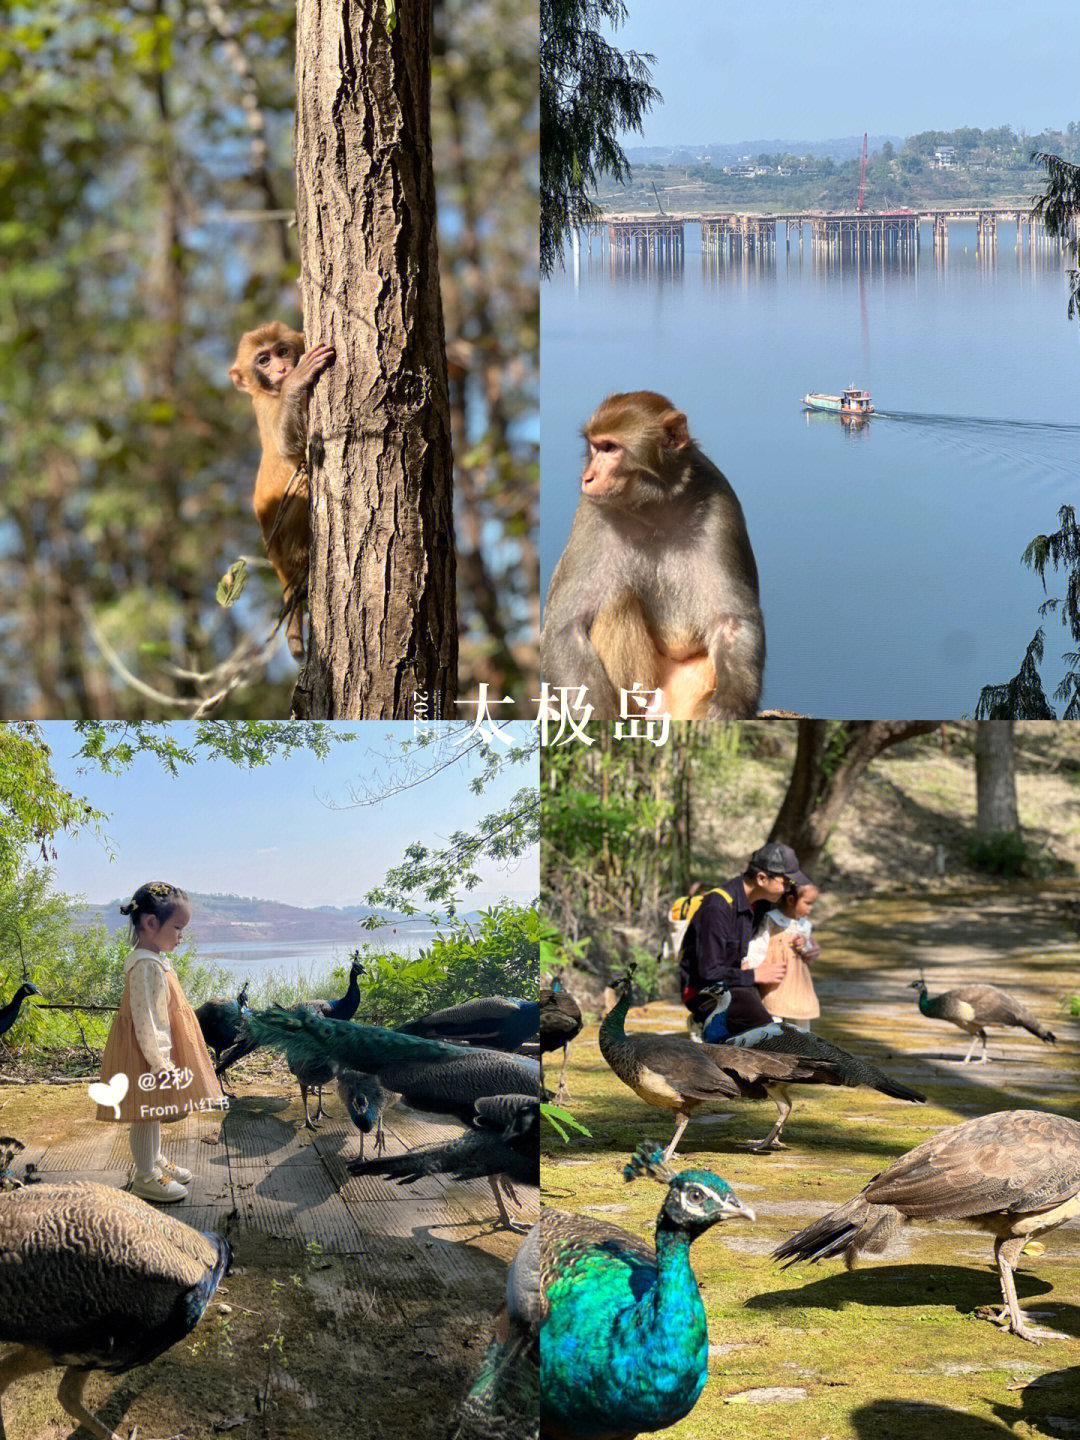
top-left (301, 1083), bottom-right (319, 1131)
top-left (662, 1112), bottom-right (691, 1163)
top-left (0, 1347), bottom-right (55, 1440)
top-left (314, 1085), bottom-right (330, 1121)
top-left (488, 1176), bottom-right (530, 1233)
top-left (961, 1032), bottom-right (979, 1065)
top-left (554, 1044), bottom-right (571, 1105)
top-left (991, 1236), bottom-right (1042, 1343)
top-left (374, 1117), bottom-right (387, 1156)
top-left (750, 1087), bottom-right (791, 1152)
top-left (977, 1031), bottom-right (990, 1063)
top-left (56, 1366), bottom-right (127, 1440)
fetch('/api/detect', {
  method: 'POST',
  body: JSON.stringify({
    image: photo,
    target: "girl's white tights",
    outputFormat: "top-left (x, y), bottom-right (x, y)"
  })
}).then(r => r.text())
top-left (130, 1119), bottom-right (161, 1178)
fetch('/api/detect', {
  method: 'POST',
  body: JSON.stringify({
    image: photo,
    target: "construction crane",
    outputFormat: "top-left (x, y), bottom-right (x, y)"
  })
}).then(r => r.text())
top-left (856, 132), bottom-right (868, 211)
top-left (651, 181), bottom-right (665, 216)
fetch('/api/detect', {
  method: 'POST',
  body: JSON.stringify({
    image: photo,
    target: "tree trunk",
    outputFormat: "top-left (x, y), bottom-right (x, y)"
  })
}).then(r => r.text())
top-left (294, 0), bottom-right (457, 719)
top-left (770, 720), bottom-right (939, 870)
top-left (975, 721), bottom-right (1019, 837)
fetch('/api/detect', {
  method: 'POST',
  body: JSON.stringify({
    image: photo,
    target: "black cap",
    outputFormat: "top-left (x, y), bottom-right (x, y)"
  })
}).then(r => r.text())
top-left (746, 842), bottom-right (811, 888)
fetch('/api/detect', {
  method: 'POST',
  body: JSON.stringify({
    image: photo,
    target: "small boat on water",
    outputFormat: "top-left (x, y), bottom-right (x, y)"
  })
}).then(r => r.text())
top-left (802, 386), bottom-right (874, 417)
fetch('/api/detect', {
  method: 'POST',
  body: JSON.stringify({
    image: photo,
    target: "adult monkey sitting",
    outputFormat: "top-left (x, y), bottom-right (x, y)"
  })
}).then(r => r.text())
top-left (541, 391), bottom-right (765, 719)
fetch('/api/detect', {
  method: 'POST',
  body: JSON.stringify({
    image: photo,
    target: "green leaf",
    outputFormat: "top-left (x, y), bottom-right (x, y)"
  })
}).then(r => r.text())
top-left (217, 558), bottom-right (248, 608)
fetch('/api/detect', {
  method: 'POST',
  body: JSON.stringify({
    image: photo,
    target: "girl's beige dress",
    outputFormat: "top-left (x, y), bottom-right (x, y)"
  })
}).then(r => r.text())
top-left (756, 930), bottom-right (820, 1022)
top-left (97, 947), bottom-right (223, 1124)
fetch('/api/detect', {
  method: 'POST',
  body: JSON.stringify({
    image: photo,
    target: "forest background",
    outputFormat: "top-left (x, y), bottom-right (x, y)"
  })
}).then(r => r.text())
top-left (0, 0), bottom-right (538, 719)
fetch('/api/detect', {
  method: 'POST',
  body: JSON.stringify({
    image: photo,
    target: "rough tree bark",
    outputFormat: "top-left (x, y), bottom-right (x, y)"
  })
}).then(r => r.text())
top-left (293, 0), bottom-right (457, 719)
top-left (974, 721), bottom-right (1019, 837)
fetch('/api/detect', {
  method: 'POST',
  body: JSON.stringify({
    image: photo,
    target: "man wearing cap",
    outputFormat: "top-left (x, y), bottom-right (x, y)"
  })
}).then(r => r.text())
top-left (678, 843), bottom-right (812, 1037)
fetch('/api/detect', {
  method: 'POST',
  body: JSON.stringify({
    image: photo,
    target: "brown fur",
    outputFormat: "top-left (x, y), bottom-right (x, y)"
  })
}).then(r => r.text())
top-left (229, 321), bottom-right (334, 659)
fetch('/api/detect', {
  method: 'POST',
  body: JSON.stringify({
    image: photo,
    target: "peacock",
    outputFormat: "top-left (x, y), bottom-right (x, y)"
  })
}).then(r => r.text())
top-left (539, 976), bottom-right (582, 1105)
top-left (0, 1137), bottom-right (25, 1192)
top-left (216, 954), bottom-right (366, 1124)
top-left (695, 980), bottom-right (926, 1147)
top-left (0, 1180), bottom-right (230, 1440)
top-left (195, 980), bottom-right (250, 1089)
top-left (910, 978), bottom-right (1056, 1063)
top-left (540, 1142), bottom-right (755, 1440)
top-left (0, 982), bottom-right (40, 1043)
top-left (450, 1221), bottom-right (540, 1439)
top-left (349, 1094), bottom-right (539, 1231)
top-left (598, 969), bottom-right (838, 1158)
top-left (242, 1005), bottom-right (541, 1124)
top-left (773, 1108), bottom-right (1080, 1343)
top-left (398, 996), bottom-right (540, 1052)
top-left (337, 1068), bottom-right (399, 1160)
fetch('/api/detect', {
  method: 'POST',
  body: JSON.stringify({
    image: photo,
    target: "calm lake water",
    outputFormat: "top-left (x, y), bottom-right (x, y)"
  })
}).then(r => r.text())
top-left (197, 933), bottom-right (439, 984)
top-left (541, 223), bottom-right (1080, 717)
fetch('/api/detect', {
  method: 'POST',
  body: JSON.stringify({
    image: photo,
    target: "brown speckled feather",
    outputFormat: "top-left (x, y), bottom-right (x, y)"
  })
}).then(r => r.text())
top-left (0, 1181), bottom-right (220, 1346)
top-left (864, 1110), bottom-right (1080, 1219)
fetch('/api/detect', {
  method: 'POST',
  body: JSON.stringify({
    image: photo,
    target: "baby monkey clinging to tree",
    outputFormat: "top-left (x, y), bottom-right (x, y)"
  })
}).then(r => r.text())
top-left (229, 321), bottom-right (335, 659)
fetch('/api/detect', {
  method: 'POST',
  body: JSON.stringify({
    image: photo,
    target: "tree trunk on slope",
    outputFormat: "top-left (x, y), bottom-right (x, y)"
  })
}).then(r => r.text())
top-left (294, 0), bottom-right (457, 719)
top-left (974, 721), bottom-right (1019, 837)
top-left (770, 719), bottom-right (940, 870)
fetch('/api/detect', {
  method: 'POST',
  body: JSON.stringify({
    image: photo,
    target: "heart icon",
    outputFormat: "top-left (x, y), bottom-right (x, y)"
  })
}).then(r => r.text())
top-left (88, 1072), bottom-right (130, 1118)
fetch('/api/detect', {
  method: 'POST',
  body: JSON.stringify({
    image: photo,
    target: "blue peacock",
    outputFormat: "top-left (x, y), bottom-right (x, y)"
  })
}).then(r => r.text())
top-left (540, 1142), bottom-right (754, 1440)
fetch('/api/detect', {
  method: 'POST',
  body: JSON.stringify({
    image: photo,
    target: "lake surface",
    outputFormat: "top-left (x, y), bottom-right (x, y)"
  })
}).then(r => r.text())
top-left (541, 223), bottom-right (1080, 717)
top-left (196, 933), bottom-right (439, 983)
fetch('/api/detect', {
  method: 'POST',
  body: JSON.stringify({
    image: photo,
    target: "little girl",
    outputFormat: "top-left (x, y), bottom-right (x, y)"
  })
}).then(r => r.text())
top-left (96, 882), bottom-right (224, 1203)
top-left (742, 881), bottom-right (821, 1031)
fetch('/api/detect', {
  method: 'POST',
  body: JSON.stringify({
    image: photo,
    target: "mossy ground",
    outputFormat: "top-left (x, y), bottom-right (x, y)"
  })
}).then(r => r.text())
top-left (542, 891), bottom-right (1080, 1439)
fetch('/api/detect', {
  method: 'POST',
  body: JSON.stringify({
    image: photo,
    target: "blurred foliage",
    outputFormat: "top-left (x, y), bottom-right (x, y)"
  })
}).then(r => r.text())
top-left (0, 0), bottom-right (536, 717)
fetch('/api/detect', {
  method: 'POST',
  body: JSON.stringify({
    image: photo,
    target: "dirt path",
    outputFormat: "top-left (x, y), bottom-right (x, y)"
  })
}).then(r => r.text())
top-left (542, 888), bottom-right (1080, 1439)
top-left (0, 1064), bottom-right (537, 1440)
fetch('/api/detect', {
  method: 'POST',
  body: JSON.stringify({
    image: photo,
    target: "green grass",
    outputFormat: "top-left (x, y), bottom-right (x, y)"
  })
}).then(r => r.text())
top-left (543, 893), bottom-right (1080, 1438)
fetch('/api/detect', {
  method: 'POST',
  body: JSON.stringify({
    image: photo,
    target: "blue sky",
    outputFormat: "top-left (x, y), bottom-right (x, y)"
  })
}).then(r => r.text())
top-left (613, 1), bottom-right (1080, 146)
top-left (40, 723), bottom-right (538, 911)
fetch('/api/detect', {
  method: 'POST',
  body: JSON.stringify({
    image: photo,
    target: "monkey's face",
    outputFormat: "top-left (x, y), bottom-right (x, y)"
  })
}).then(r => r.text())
top-left (253, 340), bottom-right (300, 392)
top-left (581, 435), bottom-right (628, 498)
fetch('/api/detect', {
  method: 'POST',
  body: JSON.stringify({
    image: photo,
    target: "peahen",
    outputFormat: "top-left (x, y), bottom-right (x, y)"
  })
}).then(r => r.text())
top-left (0, 1180), bottom-right (230, 1440)
top-left (242, 1005), bottom-right (541, 1124)
top-left (540, 1142), bottom-right (754, 1439)
top-left (195, 980), bottom-right (250, 1090)
top-left (217, 954), bottom-right (366, 1125)
top-left (349, 1094), bottom-right (539, 1231)
top-left (0, 983), bottom-right (40, 1042)
top-left (398, 996), bottom-right (540, 1052)
top-left (539, 976), bottom-right (582, 1105)
top-left (910, 978), bottom-right (1056, 1063)
top-left (337, 1068), bottom-right (399, 1160)
top-left (449, 1221), bottom-right (540, 1439)
top-left (598, 969), bottom-right (838, 1158)
top-left (773, 1108), bottom-right (1080, 1343)
top-left (695, 980), bottom-right (926, 1146)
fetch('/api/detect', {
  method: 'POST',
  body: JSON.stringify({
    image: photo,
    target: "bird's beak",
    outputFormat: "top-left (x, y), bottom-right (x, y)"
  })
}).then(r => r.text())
top-left (721, 1194), bottom-right (755, 1223)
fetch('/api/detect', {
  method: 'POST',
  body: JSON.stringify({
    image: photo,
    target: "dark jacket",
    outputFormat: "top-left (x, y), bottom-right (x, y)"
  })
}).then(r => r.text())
top-left (678, 878), bottom-right (773, 1034)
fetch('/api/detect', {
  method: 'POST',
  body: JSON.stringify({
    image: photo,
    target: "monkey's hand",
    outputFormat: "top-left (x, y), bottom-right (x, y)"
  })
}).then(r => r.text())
top-left (282, 343), bottom-right (336, 394)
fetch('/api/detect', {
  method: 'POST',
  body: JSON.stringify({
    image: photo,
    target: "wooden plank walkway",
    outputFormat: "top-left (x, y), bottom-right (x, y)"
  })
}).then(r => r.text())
top-left (15, 1089), bottom-right (538, 1264)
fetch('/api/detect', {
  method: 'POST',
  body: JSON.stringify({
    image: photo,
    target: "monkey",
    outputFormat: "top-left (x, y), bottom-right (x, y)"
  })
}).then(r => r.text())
top-left (540, 391), bottom-right (765, 721)
top-left (228, 321), bottom-right (335, 659)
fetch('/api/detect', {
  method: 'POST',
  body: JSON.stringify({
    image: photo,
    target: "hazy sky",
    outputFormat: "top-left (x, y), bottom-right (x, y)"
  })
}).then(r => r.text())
top-left (613, 0), bottom-right (1080, 146)
top-left (41, 723), bottom-right (538, 911)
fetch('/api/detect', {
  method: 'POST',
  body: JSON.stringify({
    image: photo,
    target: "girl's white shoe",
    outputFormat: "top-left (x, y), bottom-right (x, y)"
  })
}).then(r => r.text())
top-left (156, 1155), bottom-right (193, 1184)
top-left (131, 1170), bottom-right (188, 1204)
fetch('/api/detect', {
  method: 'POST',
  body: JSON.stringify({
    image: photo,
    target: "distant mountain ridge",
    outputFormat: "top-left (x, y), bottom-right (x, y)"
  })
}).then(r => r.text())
top-left (626, 135), bottom-right (904, 165)
top-left (75, 891), bottom-right (456, 945)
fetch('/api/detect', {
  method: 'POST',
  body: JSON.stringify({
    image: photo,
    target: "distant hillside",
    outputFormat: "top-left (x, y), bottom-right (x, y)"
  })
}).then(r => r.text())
top-left (75, 892), bottom-right (438, 945)
top-left (626, 136), bottom-right (903, 166)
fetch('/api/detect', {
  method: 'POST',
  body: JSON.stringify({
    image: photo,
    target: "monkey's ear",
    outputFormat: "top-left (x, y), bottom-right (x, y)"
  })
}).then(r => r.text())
top-left (660, 410), bottom-right (690, 450)
top-left (229, 364), bottom-right (250, 393)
